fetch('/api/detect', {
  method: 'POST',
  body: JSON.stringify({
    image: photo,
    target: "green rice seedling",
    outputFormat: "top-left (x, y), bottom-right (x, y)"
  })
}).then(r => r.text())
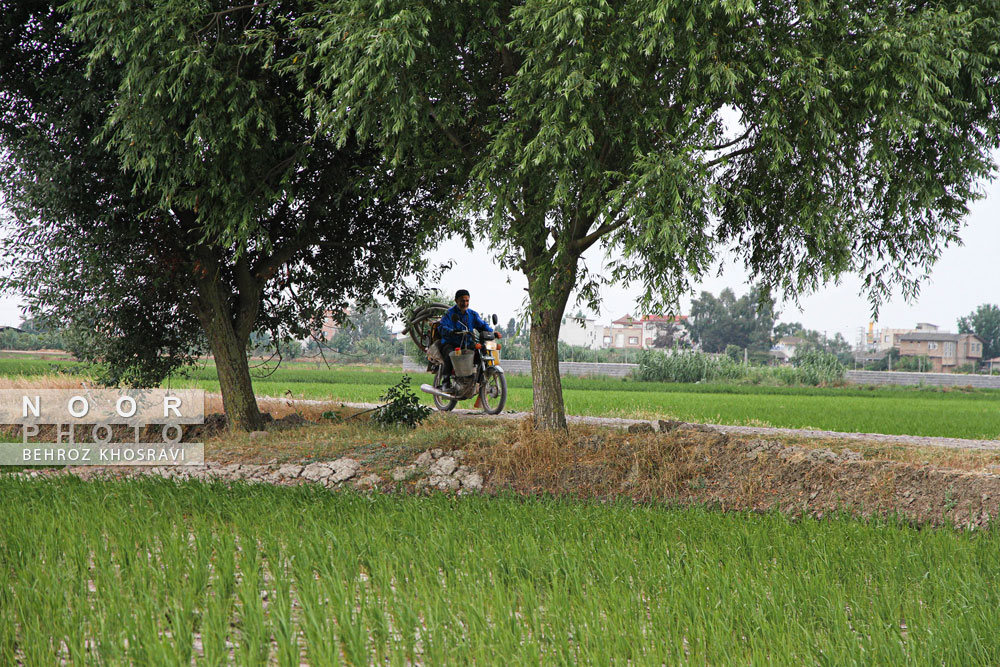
top-left (262, 535), bottom-right (299, 667)
top-left (234, 533), bottom-right (270, 665)
top-left (3, 479), bottom-right (1000, 663)
top-left (202, 528), bottom-right (238, 666)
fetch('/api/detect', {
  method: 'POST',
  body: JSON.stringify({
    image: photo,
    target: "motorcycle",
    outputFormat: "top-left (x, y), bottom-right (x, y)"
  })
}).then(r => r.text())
top-left (404, 303), bottom-right (508, 414)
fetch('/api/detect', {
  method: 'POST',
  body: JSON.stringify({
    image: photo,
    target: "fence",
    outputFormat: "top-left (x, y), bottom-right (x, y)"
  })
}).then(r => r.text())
top-left (844, 370), bottom-right (1000, 389)
top-left (404, 356), bottom-right (1000, 387)
top-left (401, 356), bottom-right (637, 378)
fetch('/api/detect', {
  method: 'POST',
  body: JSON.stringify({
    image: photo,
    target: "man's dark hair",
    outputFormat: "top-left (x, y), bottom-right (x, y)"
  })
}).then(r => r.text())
top-left (455, 289), bottom-right (470, 300)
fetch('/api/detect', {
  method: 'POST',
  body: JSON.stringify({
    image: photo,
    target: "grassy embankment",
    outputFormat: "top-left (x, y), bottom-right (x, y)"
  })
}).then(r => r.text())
top-left (1, 478), bottom-right (998, 664)
top-left (1, 358), bottom-right (999, 439)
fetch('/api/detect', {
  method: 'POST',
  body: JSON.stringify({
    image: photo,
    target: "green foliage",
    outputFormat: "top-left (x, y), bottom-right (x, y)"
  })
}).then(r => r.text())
top-left (688, 288), bottom-right (775, 354)
top-left (292, 0), bottom-right (1000, 428)
top-left (0, 328), bottom-right (64, 351)
top-left (774, 323), bottom-right (854, 364)
top-left (371, 375), bottom-right (432, 429)
top-left (895, 355), bottom-right (934, 372)
top-left (958, 304), bottom-right (1000, 360)
top-left (865, 347), bottom-right (901, 371)
top-left (637, 349), bottom-right (844, 386)
top-left (0, 2), bottom-right (438, 426)
top-left (6, 480), bottom-right (1000, 664)
top-left (792, 348), bottom-right (846, 386)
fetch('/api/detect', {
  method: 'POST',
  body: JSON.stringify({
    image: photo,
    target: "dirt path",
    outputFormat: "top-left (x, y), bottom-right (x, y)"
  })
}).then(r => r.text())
top-left (256, 396), bottom-right (1000, 452)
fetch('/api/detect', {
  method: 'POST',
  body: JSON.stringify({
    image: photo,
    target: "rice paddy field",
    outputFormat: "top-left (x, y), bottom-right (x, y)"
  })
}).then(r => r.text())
top-left (3, 357), bottom-right (1000, 439)
top-left (2, 477), bottom-right (999, 664)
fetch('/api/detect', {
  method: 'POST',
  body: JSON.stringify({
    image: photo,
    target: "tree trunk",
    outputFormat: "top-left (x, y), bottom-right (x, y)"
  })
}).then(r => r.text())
top-left (526, 257), bottom-right (576, 432)
top-left (200, 312), bottom-right (265, 432)
top-left (529, 310), bottom-right (568, 431)
top-left (191, 257), bottom-right (266, 432)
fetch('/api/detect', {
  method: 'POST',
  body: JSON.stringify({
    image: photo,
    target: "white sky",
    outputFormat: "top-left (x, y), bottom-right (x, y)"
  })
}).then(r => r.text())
top-left (0, 174), bottom-right (995, 344)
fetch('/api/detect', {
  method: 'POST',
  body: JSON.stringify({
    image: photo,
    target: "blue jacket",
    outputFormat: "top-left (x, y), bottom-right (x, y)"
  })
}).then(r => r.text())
top-left (438, 306), bottom-right (493, 348)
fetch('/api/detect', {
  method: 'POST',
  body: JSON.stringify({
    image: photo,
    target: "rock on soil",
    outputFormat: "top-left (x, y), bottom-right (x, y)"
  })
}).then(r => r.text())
top-left (10, 448), bottom-right (486, 495)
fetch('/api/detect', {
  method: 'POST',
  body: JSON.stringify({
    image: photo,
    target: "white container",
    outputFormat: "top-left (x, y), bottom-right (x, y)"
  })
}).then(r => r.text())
top-left (449, 349), bottom-right (476, 377)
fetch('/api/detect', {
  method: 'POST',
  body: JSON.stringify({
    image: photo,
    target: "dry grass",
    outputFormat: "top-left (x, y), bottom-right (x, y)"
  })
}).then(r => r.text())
top-left (754, 433), bottom-right (1000, 474)
top-left (202, 409), bottom-right (508, 466)
top-left (463, 418), bottom-right (721, 500)
top-left (0, 374), bottom-right (87, 389)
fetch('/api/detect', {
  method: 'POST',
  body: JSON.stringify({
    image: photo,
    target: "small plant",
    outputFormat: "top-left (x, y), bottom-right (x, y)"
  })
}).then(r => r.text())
top-left (371, 375), bottom-right (432, 429)
top-left (943, 486), bottom-right (959, 513)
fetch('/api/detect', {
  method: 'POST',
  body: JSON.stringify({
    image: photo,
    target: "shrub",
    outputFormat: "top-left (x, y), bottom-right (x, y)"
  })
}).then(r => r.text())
top-left (792, 349), bottom-right (846, 385)
top-left (371, 375), bottom-right (432, 429)
top-left (637, 349), bottom-right (845, 386)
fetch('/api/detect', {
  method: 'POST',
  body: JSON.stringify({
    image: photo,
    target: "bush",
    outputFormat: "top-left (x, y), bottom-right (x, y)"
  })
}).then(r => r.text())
top-left (636, 350), bottom-right (744, 383)
top-left (371, 375), bottom-right (432, 429)
top-left (792, 349), bottom-right (846, 385)
top-left (894, 355), bottom-right (933, 372)
top-left (637, 349), bottom-right (845, 386)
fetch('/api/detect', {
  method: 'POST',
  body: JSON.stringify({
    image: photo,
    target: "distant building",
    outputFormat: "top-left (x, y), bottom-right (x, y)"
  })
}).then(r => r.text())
top-left (317, 308), bottom-right (351, 341)
top-left (603, 315), bottom-right (644, 350)
top-left (871, 323), bottom-right (939, 352)
top-left (600, 314), bottom-right (689, 350)
top-left (559, 316), bottom-right (602, 350)
top-left (898, 331), bottom-right (984, 372)
top-left (770, 335), bottom-right (805, 363)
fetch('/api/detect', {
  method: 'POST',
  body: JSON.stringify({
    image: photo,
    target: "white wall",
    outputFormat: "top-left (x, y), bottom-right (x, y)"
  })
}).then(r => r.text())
top-left (559, 317), bottom-right (602, 349)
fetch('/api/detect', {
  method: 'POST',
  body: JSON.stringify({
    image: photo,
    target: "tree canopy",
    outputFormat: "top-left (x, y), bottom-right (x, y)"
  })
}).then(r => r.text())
top-left (292, 0), bottom-right (1000, 429)
top-left (0, 1), bottom-right (440, 430)
top-left (958, 304), bottom-right (1000, 360)
top-left (687, 288), bottom-right (775, 354)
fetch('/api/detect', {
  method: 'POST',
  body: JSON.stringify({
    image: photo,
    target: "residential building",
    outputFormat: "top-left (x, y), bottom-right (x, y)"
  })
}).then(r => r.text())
top-left (601, 314), bottom-right (689, 350)
top-left (317, 308), bottom-right (351, 341)
top-left (770, 335), bottom-right (805, 363)
top-left (638, 315), bottom-right (690, 349)
top-left (559, 316), bottom-right (602, 350)
top-left (603, 315), bottom-right (644, 350)
top-left (898, 331), bottom-right (984, 372)
top-left (873, 322), bottom-right (939, 352)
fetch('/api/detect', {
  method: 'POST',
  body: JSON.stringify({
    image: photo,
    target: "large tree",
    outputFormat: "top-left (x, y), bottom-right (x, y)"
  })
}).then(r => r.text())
top-left (688, 288), bottom-right (775, 354)
top-left (958, 304), bottom-right (1000, 360)
top-left (0, 1), bottom-right (441, 430)
top-left (295, 0), bottom-right (1000, 430)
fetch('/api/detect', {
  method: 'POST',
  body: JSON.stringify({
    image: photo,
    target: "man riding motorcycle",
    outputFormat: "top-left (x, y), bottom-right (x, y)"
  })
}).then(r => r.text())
top-left (437, 289), bottom-right (497, 386)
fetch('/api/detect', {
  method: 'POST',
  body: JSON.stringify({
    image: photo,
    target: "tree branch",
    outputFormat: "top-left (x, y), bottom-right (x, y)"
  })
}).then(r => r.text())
top-left (699, 124), bottom-right (754, 152)
top-left (573, 199), bottom-right (630, 253)
top-left (706, 142), bottom-right (758, 168)
top-left (418, 94), bottom-right (475, 161)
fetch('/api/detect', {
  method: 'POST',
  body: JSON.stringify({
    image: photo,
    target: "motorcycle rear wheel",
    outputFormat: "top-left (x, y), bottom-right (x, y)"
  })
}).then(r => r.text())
top-left (433, 365), bottom-right (458, 412)
top-left (479, 368), bottom-right (507, 415)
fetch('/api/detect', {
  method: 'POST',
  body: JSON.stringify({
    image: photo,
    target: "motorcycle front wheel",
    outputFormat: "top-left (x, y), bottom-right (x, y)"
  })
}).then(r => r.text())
top-left (479, 368), bottom-right (507, 415)
top-left (433, 365), bottom-right (458, 412)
